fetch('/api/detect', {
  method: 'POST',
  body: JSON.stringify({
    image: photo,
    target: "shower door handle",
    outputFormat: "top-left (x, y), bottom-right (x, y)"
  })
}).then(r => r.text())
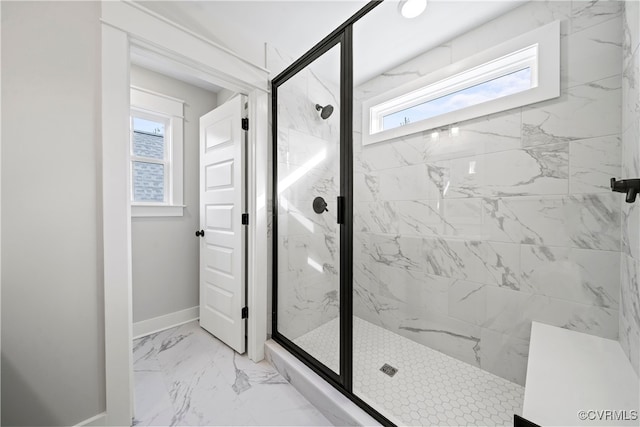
top-left (337, 196), bottom-right (345, 224)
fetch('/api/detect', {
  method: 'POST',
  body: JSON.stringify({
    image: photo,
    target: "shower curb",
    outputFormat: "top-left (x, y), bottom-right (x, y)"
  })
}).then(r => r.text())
top-left (264, 339), bottom-right (381, 427)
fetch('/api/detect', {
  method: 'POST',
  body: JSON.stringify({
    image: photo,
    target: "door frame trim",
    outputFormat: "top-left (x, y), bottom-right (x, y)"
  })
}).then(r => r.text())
top-left (101, 2), bottom-right (269, 424)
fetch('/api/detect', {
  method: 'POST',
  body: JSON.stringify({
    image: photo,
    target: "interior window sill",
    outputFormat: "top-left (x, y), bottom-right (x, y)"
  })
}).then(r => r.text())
top-left (131, 204), bottom-right (186, 217)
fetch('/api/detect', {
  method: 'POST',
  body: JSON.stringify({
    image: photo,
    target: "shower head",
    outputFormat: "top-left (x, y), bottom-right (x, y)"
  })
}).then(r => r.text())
top-left (315, 103), bottom-right (334, 120)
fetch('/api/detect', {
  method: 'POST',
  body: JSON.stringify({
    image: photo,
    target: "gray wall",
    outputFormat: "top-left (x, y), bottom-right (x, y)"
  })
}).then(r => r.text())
top-left (217, 88), bottom-right (238, 105)
top-left (130, 65), bottom-right (218, 323)
top-left (1, 2), bottom-right (105, 425)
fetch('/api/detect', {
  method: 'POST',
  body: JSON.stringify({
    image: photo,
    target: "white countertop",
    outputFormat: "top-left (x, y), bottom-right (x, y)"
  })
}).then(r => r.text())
top-left (523, 322), bottom-right (639, 426)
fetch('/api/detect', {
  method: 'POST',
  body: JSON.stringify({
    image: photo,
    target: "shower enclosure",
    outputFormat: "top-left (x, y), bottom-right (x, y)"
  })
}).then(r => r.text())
top-left (273, 17), bottom-right (354, 386)
top-left (272, 1), bottom-right (637, 426)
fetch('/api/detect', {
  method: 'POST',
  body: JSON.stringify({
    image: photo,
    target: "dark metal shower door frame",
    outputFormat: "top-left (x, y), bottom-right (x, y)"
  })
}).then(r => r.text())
top-left (271, 1), bottom-right (392, 426)
top-left (271, 31), bottom-right (348, 391)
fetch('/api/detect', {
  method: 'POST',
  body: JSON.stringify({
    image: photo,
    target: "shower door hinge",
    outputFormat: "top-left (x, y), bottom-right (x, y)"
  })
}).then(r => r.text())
top-left (241, 306), bottom-right (248, 319)
top-left (241, 118), bottom-right (249, 131)
top-left (242, 213), bottom-right (249, 225)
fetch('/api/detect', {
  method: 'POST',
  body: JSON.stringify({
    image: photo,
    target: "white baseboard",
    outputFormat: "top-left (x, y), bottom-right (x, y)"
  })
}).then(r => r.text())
top-left (133, 306), bottom-right (199, 339)
top-left (74, 412), bottom-right (107, 427)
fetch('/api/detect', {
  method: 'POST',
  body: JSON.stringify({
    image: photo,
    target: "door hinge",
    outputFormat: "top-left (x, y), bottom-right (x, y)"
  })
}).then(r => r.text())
top-left (242, 213), bottom-right (249, 225)
top-left (241, 306), bottom-right (248, 319)
top-left (241, 118), bottom-right (249, 131)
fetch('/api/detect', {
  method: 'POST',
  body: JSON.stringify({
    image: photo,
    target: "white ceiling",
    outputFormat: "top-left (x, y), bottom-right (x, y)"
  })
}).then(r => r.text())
top-left (135, 1), bottom-right (369, 67)
top-left (134, 0), bottom-right (528, 88)
top-left (352, 1), bottom-right (527, 85)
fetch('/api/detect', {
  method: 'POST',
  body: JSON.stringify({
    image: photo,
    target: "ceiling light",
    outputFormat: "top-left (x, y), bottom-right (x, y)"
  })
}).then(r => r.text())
top-left (398, 0), bottom-right (427, 19)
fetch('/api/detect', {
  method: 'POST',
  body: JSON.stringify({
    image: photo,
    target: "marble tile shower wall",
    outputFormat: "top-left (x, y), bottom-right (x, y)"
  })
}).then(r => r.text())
top-left (353, 0), bottom-right (624, 385)
top-left (270, 45), bottom-right (342, 340)
top-left (621, 1), bottom-right (640, 376)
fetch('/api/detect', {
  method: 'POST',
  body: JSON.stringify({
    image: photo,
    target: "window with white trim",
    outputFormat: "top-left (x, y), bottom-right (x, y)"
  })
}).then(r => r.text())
top-left (362, 20), bottom-right (560, 146)
top-left (130, 87), bottom-right (185, 217)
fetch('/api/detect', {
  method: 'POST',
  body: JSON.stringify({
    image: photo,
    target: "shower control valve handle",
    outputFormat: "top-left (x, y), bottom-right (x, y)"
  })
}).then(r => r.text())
top-left (611, 177), bottom-right (640, 203)
top-left (312, 196), bottom-right (329, 214)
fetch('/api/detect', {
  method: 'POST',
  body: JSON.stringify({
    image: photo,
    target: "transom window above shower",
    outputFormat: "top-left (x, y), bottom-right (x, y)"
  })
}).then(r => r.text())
top-left (362, 20), bottom-right (560, 146)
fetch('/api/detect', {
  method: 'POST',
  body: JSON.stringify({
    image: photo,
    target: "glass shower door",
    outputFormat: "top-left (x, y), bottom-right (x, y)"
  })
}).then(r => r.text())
top-left (274, 42), bottom-right (342, 375)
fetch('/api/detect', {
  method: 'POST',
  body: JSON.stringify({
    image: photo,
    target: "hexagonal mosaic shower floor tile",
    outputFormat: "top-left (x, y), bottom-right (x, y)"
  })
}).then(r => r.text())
top-left (293, 317), bottom-right (524, 426)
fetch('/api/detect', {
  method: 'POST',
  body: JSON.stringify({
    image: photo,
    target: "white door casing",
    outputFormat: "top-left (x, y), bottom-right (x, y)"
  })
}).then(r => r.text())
top-left (102, 2), bottom-right (269, 424)
top-left (199, 95), bottom-right (247, 354)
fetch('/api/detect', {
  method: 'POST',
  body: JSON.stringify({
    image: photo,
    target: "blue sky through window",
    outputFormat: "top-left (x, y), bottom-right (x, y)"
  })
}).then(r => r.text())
top-left (133, 116), bottom-right (165, 136)
top-left (382, 68), bottom-right (532, 131)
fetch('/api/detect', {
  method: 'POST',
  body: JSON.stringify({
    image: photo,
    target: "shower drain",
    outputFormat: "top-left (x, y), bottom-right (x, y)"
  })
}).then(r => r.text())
top-left (380, 363), bottom-right (398, 377)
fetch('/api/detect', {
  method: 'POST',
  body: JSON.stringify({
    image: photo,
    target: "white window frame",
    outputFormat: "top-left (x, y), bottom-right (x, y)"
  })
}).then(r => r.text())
top-left (362, 20), bottom-right (560, 146)
top-left (130, 110), bottom-right (170, 202)
top-left (130, 86), bottom-right (185, 217)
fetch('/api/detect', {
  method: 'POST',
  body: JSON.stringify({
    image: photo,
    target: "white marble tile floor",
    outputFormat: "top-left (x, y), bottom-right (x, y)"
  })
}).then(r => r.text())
top-left (132, 321), bottom-right (332, 426)
top-left (294, 317), bottom-right (524, 427)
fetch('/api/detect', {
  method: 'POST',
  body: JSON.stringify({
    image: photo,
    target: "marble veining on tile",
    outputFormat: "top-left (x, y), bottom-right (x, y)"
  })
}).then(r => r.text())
top-left (270, 42), bottom-right (343, 344)
top-left (272, 0), bottom-right (634, 415)
top-left (351, 0), bottom-right (625, 391)
top-left (133, 322), bottom-right (331, 426)
top-left (620, 0), bottom-right (640, 377)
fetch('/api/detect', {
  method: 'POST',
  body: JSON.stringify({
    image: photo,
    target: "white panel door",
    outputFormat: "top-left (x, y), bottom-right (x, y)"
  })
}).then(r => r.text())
top-left (199, 95), bottom-right (246, 353)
